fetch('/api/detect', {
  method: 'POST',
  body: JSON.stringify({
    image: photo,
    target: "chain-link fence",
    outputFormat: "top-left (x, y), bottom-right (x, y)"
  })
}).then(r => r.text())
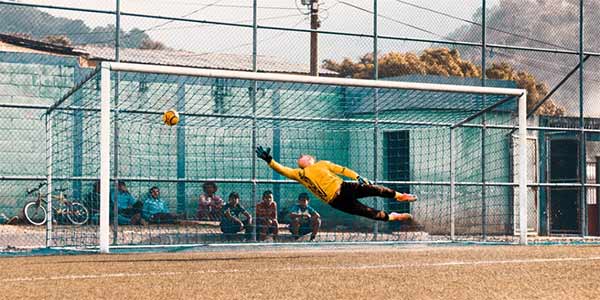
top-left (0, 0), bottom-right (598, 251)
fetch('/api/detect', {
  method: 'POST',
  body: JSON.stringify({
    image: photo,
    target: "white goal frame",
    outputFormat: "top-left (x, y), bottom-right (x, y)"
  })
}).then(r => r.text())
top-left (98, 62), bottom-right (528, 253)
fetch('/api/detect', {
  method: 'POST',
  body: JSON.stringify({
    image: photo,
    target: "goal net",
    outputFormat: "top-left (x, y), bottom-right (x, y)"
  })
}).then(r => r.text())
top-left (47, 62), bottom-right (528, 252)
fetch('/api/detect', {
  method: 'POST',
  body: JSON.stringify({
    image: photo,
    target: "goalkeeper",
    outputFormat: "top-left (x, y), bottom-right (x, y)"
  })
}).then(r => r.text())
top-left (256, 146), bottom-right (417, 222)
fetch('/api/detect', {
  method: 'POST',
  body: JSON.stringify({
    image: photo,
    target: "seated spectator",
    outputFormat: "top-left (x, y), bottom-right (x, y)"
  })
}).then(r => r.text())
top-left (220, 192), bottom-right (253, 240)
top-left (85, 180), bottom-right (100, 214)
top-left (0, 212), bottom-right (19, 225)
top-left (256, 190), bottom-right (278, 241)
top-left (111, 181), bottom-right (144, 225)
top-left (142, 186), bottom-right (179, 224)
top-left (197, 181), bottom-right (224, 221)
top-left (83, 180), bottom-right (101, 225)
top-left (289, 193), bottom-right (321, 241)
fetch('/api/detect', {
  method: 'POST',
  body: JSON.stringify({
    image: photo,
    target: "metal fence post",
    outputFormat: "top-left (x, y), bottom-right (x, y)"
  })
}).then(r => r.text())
top-left (596, 156), bottom-right (600, 235)
top-left (372, 0), bottom-right (380, 240)
top-left (480, 0), bottom-right (488, 240)
top-left (450, 127), bottom-right (456, 241)
top-left (579, 0), bottom-right (587, 237)
top-left (45, 113), bottom-right (53, 247)
top-left (99, 63), bottom-right (112, 253)
top-left (112, 0), bottom-right (122, 245)
top-left (251, 0), bottom-right (258, 242)
top-left (176, 80), bottom-right (187, 215)
top-left (518, 92), bottom-right (528, 245)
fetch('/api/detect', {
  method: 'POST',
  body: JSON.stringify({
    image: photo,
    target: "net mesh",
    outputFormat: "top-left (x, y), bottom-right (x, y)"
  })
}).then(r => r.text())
top-left (49, 72), bottom-right (101, 247)
top-left (49, 68), bottom-right (525, 247)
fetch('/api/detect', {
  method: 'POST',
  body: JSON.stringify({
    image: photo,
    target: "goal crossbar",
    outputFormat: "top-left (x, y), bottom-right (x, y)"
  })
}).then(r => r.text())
top-left (107, 62), bottom-right (525, 96)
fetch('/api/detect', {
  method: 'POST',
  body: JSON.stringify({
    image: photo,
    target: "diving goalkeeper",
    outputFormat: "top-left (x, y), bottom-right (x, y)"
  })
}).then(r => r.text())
top-left (256, 146), bottom-right (417, 222)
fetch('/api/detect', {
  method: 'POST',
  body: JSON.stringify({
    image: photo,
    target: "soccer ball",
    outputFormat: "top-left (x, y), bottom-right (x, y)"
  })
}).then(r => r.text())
top-left (162, 109), bottom-right (179, 126)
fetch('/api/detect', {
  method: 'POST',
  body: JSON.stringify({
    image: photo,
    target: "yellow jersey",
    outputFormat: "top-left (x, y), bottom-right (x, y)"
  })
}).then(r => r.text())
top-left (268, 160), bottom-right (359, 203)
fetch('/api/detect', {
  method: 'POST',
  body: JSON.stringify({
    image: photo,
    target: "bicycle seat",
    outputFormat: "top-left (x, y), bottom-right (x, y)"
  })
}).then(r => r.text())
top-left (54, 188), bottom-right (68, 192)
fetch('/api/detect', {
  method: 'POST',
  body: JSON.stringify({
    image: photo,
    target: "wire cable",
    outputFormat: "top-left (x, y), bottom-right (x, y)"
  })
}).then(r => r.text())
top-left (392, 0), bottom-right (571, 51)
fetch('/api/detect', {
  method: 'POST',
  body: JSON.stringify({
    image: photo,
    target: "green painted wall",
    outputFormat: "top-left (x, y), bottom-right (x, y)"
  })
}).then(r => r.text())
top-left (0, 54), bottom-right (86, 216)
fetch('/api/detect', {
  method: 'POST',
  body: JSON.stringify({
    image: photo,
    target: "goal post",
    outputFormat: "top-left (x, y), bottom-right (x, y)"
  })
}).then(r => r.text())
top-left (92, 62), bottom-right (528, 253)
top-left (99, 64), bottom-right (111, 253)
top-left (518, 91), bottom-right (527, 245)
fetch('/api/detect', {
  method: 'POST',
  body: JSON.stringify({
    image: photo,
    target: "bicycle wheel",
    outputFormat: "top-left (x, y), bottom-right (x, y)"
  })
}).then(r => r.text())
top-left (66, 202), bottom-right (89, 225)
top-left (23, 201), bottom-right (47, 226)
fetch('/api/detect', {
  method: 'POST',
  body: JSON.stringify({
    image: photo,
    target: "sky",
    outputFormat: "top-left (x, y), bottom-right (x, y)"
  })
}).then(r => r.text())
top-left (17, 0), bottom-right (486, 63)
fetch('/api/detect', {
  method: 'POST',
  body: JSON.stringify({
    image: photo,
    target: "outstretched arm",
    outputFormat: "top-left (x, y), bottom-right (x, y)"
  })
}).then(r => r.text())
top-left (324, 161), bottom-right (359, 179)
top-left (325, 161), bottom-right (371, 185)
top-left (268, 160), bottom-right (300, 181)
top-left (256, 146), bottom-right (300, 181)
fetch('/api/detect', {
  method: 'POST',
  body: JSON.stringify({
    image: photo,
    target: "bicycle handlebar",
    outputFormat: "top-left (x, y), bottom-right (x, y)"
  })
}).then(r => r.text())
top-left (26, 182), bottom-right (47, 195)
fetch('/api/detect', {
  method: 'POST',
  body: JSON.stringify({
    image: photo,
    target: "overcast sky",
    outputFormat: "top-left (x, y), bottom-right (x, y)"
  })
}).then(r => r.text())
top-left (18, 0), bottom-right (491, 63)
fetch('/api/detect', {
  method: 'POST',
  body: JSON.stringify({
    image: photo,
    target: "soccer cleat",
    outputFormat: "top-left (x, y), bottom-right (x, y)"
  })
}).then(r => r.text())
top-left (394, 192), bottom-right (417, 202)
top-left (388, 212), bottom-right (412, 222)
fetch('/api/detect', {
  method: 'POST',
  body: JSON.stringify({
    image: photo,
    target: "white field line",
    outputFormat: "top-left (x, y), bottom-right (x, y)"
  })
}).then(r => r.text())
top-left (4, 256), bottom-right (600, 283)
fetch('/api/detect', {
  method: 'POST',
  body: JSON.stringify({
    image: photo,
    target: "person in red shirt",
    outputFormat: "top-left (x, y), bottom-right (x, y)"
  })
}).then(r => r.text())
top-left (256, 190), bottom-right (279, 241)
top-left (197, 181), bottom-right (224, 221)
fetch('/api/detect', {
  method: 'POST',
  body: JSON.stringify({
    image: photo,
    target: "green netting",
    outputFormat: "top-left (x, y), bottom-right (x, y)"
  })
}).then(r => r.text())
top-left (45, 68), bottom-right (526, 248)
top-left (48, 72), bottom-right (101, 247)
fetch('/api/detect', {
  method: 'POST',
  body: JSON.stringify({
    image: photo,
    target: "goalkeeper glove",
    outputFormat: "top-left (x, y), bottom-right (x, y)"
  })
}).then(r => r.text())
top-left (256, 146), bottom-right (272, 163)
top-left (357, 176), bottom-right (371, 185)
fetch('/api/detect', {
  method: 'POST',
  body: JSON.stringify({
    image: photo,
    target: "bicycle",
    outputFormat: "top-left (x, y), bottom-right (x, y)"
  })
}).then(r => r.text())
top-left (23, 182), bottom-right (90, 226)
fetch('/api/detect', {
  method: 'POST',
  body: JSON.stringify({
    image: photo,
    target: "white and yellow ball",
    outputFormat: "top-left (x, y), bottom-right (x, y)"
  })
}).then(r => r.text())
top-left (162, 109), bottom-right (179, 126)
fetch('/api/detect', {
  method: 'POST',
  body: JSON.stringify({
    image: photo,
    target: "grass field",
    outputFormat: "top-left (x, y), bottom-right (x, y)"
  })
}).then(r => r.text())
top-left (2, 244), bottom-right (600, 299)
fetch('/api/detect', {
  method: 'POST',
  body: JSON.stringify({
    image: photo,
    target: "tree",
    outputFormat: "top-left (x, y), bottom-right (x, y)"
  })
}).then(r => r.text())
top-left (485, 63), bottom-right (564, 116)
top-left (323, 48), bottom-right (481, 79)
top-left (41, 35), bottom-right (72, 46)
top-left (139, 39), bottom-right (167, 50)
top-left (323, 48), bottom-right (564, 116)
top-left (447, 0), bottom-right (596, 116)
top-left (0, 5), bottom-right (165, 49)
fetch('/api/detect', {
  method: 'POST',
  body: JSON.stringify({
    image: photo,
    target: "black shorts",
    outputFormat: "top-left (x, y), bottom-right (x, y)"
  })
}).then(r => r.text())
top-left (328, 182), bottom-right (395, 222)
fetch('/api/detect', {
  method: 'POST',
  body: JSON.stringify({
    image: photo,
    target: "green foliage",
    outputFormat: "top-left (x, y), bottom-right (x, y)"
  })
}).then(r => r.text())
top-left (486, 62), bottom-right (564, 116)
top-left (323, 48), bottom-right (564, 116)
top-left (323, 48), bottom-right (481, 79)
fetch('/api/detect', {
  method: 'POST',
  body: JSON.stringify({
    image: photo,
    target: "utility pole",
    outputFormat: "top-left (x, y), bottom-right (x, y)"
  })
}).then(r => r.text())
top-left (309, 0), bottom-right (320, 76)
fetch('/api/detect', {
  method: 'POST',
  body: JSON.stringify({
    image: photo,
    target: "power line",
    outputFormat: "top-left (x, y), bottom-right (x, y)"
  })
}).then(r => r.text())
top-left (13, 12), bottom-right (304, 45)
top-left (142, 0), bottom-right (227, 33)
top-left (72, 10), bottom-right (309, 47)
top-left (140, 0), bottom-right (299, 11)
top-left (392, 0), bottom-right (571, 51)
top-left (178, 16), bottom-right (310, 58)
top-left (330, 1), bottom-right (582, 84)
top-left (336, 0), bottom-right (450, 40)
top-left (70, 4), bottom-right (307, 47)
top-left (31, 13), bottom-right (305, 40)
top-left (336, 0), bottom-right (573, 54)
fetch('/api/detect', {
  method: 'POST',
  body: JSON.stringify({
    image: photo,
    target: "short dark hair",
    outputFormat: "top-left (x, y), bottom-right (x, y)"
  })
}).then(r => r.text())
top-left (150, 186), bottom-right (159, 193)
top-left (228, 192), bottom-right (240, 200)
top-left (262, 190), bottom-right (273, 197)
top-left (298, 192), bottom-right (309, 200)
top-left (202, 181), bottom-right (218, 192)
